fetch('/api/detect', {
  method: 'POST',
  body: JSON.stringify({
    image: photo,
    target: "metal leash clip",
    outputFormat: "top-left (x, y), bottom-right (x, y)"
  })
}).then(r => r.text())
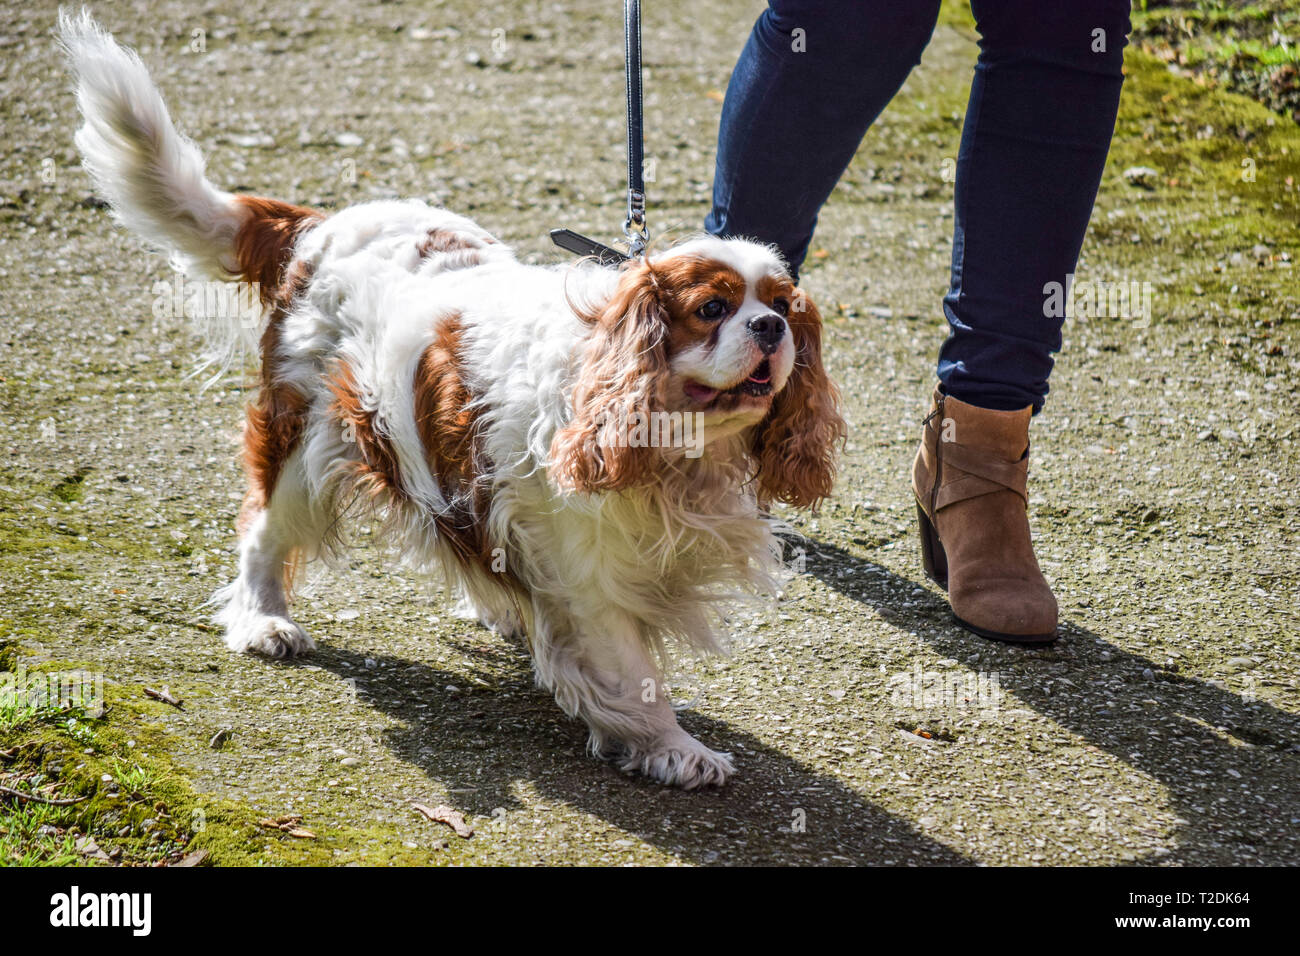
top-left (624, 190), bottom-right (649, 259)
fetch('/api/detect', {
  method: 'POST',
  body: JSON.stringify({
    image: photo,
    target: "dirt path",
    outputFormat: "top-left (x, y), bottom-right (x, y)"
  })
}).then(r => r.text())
top-left (1, 1), bottom-right (1297, 865)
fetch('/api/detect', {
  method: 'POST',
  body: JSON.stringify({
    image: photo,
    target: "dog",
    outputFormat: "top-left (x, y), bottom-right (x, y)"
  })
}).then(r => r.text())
top-left (59, 10), bottom-right (845, 788)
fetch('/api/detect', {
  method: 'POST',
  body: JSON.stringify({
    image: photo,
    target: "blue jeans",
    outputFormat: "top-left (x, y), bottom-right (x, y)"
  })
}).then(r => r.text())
top-left (705, 1), bottom-right (1131, 411)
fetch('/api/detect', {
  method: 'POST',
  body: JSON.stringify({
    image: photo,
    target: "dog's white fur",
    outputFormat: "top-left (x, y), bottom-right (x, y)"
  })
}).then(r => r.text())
top-left (60, 10), bottom-right (843, 788)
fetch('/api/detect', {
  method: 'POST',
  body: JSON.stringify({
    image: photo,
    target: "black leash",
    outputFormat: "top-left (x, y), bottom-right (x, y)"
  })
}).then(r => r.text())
top-left (549, 0), bottom-right (646, 266)
top-left (622, 0), bottom-right (648, 257)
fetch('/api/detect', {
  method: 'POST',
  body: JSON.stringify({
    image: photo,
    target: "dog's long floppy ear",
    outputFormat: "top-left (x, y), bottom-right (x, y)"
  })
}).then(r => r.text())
top-left (751, 290), bottom-right (846, 509)
top-left (551, 260), bottom-right (670, 494)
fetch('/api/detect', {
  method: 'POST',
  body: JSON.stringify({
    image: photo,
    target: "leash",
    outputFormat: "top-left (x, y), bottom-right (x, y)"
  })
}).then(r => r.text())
top-left (549, 0), bottom-right (646, 266)
top-left (622, 0), bottom-right (648, 257)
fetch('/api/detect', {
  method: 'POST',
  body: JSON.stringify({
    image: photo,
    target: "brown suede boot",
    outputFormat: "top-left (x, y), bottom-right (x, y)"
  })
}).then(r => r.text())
top-left (911, 386), bottom-right (1058, 643)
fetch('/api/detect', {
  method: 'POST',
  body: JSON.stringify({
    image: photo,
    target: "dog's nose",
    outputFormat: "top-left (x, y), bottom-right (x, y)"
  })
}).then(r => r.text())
top-left (747, 313), bottom-right (786, 353)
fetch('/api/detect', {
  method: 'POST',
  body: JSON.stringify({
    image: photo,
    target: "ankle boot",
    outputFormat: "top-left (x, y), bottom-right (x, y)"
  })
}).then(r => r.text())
top-left (911, 386), bottom-right (1058, 643)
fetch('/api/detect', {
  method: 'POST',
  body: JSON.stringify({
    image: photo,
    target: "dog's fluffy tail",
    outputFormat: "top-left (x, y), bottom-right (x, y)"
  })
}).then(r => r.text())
top-left (58, 8), bottom-right (246, 278)
top-left (59, 9), bottom-right (320, 376)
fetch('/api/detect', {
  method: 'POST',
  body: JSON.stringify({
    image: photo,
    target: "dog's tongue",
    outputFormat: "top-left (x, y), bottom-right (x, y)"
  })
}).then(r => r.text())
top-left (684, 381), bottom-right (719, 404)
top-left (747, 370), bottom-right (771, 384)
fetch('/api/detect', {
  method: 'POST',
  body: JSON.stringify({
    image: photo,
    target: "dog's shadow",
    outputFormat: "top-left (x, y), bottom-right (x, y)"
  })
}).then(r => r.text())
top-left (306, 538), bottom-right (1298, 865)
top-left (801, 538), bottom-right (1300, 865)
top-left (310, 638), bottom-right (970, 865)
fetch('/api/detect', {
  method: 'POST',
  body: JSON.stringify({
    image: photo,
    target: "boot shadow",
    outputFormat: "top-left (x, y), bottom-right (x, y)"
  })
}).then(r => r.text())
top-left (796, 536), bottom-right (1300, 865)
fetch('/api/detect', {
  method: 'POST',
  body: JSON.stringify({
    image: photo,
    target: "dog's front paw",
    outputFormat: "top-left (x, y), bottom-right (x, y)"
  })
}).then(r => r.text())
top-left (618, 730), bottom-right (735, 789)
top-left (224, 615), bottom-right (315, 660)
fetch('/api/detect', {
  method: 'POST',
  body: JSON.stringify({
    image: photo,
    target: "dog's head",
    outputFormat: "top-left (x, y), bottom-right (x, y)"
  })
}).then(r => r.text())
top-left (551, 236), bottom-right (845, 508)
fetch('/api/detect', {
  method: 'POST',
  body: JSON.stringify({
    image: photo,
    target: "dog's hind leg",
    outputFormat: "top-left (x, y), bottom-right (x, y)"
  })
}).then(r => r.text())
top-left (214, 449), bottom-right (325, 659)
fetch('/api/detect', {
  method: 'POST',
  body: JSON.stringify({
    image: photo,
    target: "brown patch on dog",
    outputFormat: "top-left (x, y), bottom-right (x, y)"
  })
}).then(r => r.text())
top-left (652, 258), bottom-right (747, 355)
top-left (566, 255), bottom-right (748, 364)
top-left (412, 315), bottom-right (506, 580)
top-left (327, 360), bottom-right (407, 500)
top-left (551, 260), bottom-right (671, 493)
top-left (231, 196), bottom-right (323, 522)
top-left (233, 196), bottom-right (322, 301)
top-left (414, 317), bottom-right (477, 488)
top-left (749, 291), bottom-right (846, 509)
top-left (415, 228), bottom-right (497, 273)
top-left (755, 274), bottom-right (797, 309)
top-left (417, 228), bottom-right (483, 257)
top-left (321, 313), bottom-right (507, 583)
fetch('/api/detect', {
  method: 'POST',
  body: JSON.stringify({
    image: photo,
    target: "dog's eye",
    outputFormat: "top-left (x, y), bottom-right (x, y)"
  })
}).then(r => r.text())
top-left (771, 297), bottom-right (790, 316)
top-left (697, 298), bottom-right (729, 321)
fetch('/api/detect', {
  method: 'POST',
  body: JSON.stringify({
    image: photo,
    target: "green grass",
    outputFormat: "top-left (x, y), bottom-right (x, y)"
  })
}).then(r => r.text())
top-left (1130, 0), bottom-right (1300, 122)
top-left (0, 799), bottom-right (83, 867)
top-left (0, 696), bottom-right (47, 733)
top-left (942, 1), bottom-right (1300, 123)
top-left (109, 758), bottom-right (167, 795)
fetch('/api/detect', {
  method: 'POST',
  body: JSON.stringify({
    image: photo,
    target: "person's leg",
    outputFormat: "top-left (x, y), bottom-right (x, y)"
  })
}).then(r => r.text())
top-left (939, 1), bottom-right (1131, 412)
top-left (706, 0), bottom-right (941, 277)
top-left (915, 1), bottom-right (1131, 643)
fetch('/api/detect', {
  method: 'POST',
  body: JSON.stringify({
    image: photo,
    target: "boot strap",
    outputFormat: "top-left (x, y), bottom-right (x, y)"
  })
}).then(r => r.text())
top-left (934, 439), bottom-right (1029, 510)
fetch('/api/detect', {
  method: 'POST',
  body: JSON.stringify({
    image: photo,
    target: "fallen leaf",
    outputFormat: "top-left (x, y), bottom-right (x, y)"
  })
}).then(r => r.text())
top-left (258, 814), bottom-right (306, 834)
top-left (413, 803), bottom-right (474, 838)
top-left (144, 685), bottom-right (184, 709)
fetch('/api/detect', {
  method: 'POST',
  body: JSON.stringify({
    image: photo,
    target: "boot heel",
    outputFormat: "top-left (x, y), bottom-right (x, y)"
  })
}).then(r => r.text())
top-left (916, 502), bottom-right (949, 589)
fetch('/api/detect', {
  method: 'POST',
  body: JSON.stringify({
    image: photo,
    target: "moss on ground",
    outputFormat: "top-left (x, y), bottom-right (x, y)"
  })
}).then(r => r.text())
top-left (1131, 0), bottom-right (1300, 124)
top-left (1, 629), bottom-right (454, 865)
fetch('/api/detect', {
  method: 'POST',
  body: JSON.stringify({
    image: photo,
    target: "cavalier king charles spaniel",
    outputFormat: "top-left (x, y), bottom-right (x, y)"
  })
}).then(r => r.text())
top-left (61, 11), bottom-right (844, 788)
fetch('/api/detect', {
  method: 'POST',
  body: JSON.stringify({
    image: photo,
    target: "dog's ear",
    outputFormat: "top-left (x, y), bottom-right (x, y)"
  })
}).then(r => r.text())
top-left (751, 290), bottom-right (846, 509)
top-left (551, 260), bottom-right (670, 494)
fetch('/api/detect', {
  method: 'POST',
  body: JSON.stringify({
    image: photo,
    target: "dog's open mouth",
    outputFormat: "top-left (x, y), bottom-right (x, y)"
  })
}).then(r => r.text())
top-left (684, 359), bottom-right (773, 406)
